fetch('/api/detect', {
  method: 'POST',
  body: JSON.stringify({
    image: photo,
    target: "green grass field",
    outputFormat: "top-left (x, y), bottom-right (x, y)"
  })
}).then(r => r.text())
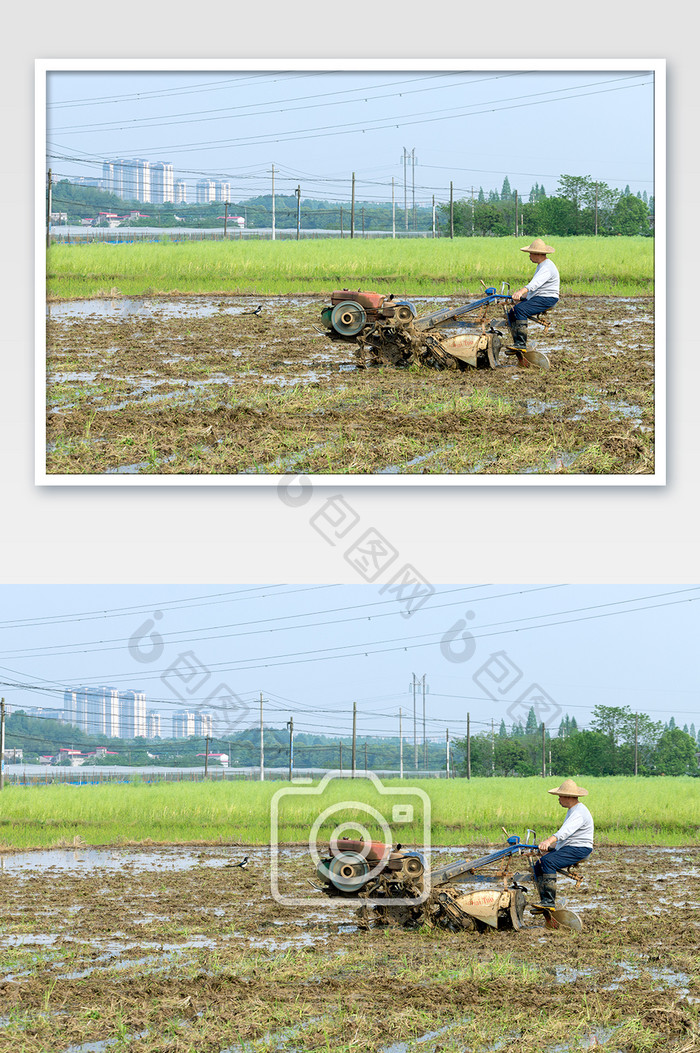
top-left (46, 235), bottom-right (654, 299)
top-left (0, 775), bottom-right (694, 851)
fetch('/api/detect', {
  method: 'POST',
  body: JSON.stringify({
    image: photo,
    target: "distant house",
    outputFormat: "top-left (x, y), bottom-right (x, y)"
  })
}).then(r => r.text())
top-left (2, 748), bottom-right (23, 763)
top-left (57, 748), bottom-right (85, 767)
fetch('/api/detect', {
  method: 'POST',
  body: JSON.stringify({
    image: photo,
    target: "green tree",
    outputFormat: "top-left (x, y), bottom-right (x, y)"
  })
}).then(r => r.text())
top-left (525, 706), bottom-right (539, 735)
top-left (611, 194), bottom-right (650, 235)
top-left (494, 737), bottom-right (535, 776)
top-left (654, 728), bottom-right (699, 776)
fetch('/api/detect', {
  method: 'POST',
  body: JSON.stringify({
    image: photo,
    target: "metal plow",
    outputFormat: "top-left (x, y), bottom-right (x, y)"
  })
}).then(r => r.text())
top-left (319, 284), bottom-right (552, 371)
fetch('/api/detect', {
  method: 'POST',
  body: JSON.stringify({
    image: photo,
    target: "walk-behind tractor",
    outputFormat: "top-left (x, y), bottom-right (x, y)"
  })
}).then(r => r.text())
top-left (319, 284), bottom-right (552, 370)
top-left (314, 831), bottom-right (583, 933)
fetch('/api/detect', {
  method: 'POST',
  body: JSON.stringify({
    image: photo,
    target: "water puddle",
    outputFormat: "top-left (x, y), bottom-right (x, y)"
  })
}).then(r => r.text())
top-left (46, 297), bottom-right (271, 322)
top-left (0, 845), bottom-right (270, 876)
top-left (378, 446), bottom-right (454, 474)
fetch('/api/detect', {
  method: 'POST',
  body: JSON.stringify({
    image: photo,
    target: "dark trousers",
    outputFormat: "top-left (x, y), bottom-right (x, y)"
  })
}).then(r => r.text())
top-left (533, 844), bottom-right (592, 877)
top-left (510, 295), bottom-right (558, 323)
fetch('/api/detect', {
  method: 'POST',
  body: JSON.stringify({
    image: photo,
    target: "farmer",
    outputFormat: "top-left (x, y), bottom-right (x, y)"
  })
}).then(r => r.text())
top-left (507, 237), bottom-right (560, 350)
top-left (533, 778), bottom-right (593, 911)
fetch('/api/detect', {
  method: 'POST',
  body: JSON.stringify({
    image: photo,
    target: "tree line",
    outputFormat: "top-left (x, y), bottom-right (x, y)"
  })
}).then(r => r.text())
top-left (6, 703), bottom-right (696, 776)
top-left (454, 705), bottom-right (698, 778)
top-left (50, 172), bottom-right (653, 237)
top-left (441, 174), bottom-right (653, 237)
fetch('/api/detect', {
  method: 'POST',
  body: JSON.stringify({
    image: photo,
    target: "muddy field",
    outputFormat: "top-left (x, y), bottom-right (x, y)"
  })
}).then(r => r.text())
top-left (1, 843), bottom-right (697, 1052)
top-left (45, 295), bottom-right (655, 476)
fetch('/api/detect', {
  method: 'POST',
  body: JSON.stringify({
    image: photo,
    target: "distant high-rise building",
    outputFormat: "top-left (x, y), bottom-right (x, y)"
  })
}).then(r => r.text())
top-left (63, 687), bottom-right (91, 734)
top-left (86, 686), bottom-right (120, 737)
top-left (101, 162), bottom-right (116, 194)
top-left (120, 690), bottom-right (147, 739)
top-left (196, 712), bottom-right (213, 737)
top-left (103, 159), bottom-right (152, 202)
top-left (172, 711), bottom-right (196, 738)
top-left (63, 687), bottom-right (79, 727)
top-left (196, 179), bottom-right (216, 204)
top-left (174, 179), bottom-right (187, 204)
top-left (146, 711), bottom-right (162, 739)
top-left (151, 162), bottom-right (174, 203)
top-left (215, 181), bottom-right (231, 203)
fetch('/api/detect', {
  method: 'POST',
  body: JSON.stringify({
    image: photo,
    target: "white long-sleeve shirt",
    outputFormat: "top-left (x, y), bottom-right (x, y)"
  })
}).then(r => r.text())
top-left (526, 258), bottom-right (560, 300)
top-left (553, 802), bottom-right (594, 849)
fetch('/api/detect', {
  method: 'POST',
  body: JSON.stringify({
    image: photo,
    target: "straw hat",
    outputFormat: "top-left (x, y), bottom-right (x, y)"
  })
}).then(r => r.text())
top-left (548, 778), bottom-right (588, 798)
top-left (521, 238), bottom-right (555, 254)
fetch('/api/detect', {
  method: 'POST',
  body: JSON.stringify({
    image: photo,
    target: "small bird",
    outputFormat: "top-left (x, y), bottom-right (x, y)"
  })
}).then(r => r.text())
top-left (234, 855), bottom-right (249, 869)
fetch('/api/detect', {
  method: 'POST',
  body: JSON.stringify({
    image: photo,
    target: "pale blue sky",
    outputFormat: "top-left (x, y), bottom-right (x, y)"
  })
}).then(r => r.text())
top-left (0, 584), bottom-right (695, 740)
top-left (44, 65), bottom-right (656, 207)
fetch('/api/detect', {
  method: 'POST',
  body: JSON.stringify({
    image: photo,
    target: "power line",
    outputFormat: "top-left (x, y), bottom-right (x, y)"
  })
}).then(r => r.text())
top-left (48, 74), bottom-right (652, 160)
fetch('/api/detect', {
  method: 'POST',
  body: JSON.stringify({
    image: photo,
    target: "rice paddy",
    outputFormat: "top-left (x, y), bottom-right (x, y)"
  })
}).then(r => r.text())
top-left (46, 235), bottom-right (654, 300)
top-left (1, 776), bottom-right (696, 852)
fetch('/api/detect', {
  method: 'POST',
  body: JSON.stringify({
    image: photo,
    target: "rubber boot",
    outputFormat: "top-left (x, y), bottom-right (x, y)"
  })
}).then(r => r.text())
top-left (536, 874), bottom-right (559, 928)
top-left (511, 320), bottom-right (528, 350)
top-left (536, 874), bottom-right (557, 908)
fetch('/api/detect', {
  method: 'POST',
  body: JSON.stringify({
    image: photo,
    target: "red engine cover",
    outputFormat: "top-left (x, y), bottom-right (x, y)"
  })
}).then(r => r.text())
top-left (331, 289), bottom-right (385, 312)
top-left (329, 837), bottom-right (390, 862)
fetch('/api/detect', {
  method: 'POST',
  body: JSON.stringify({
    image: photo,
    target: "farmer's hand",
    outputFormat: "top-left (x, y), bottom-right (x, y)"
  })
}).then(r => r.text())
top-left (538, 837), bottom-right (556, 853)
top-left (512, 287), bottom-right (528, 303)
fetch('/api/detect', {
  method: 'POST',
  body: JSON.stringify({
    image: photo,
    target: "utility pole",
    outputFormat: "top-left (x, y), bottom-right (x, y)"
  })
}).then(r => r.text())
top-left (450, 182), bottom-right (454, 239)
top-left (445, 728), bottom-right (450, 778)
top-left (352, 701), bottom-right (357, 778)
top-left (224, 201), bottom-right (229, 238)
top-left (271, 164), bottom-right (276, 241)
top-left (295, 185), bottom-right (301, 240)
top-left (259, 692), bottom-right (264, 781)
top-left (411, 674), bottom-right (418, 769)
top-left (514, 190), bottom-right (518, 236)
top-left (287, 717), bottom-right (293, 781)
top-left (466, 712), bottom-right (471, 780)
top-left (471, 186), bottom-right (475, 235)
top-left (541, 722), bottom-right (546, 778)
top-left (204, 736), bottom-right (210, 778)
top-left (432, 195), bottom-right (436, 238)
top-left (46, 169), bottom-right (52, 250)
top-left (392, 177), bottom-right (396, 238)
top-left (403, 148), bottom-right (408, 230)
top-left (399, 708), bottom-right (403, 779)
top-left (411, 148), bottom-right (416, 230)
top-left (634, 714), bottom-right (639, 776)
top-left (421, 675), bottom-right (428, 769)
top-left (491, 718), bottom-right (495, 776)
top-left (0, 698), bottom-right (5, 792)
top-left (350, 172), bottom-right (355, 239)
